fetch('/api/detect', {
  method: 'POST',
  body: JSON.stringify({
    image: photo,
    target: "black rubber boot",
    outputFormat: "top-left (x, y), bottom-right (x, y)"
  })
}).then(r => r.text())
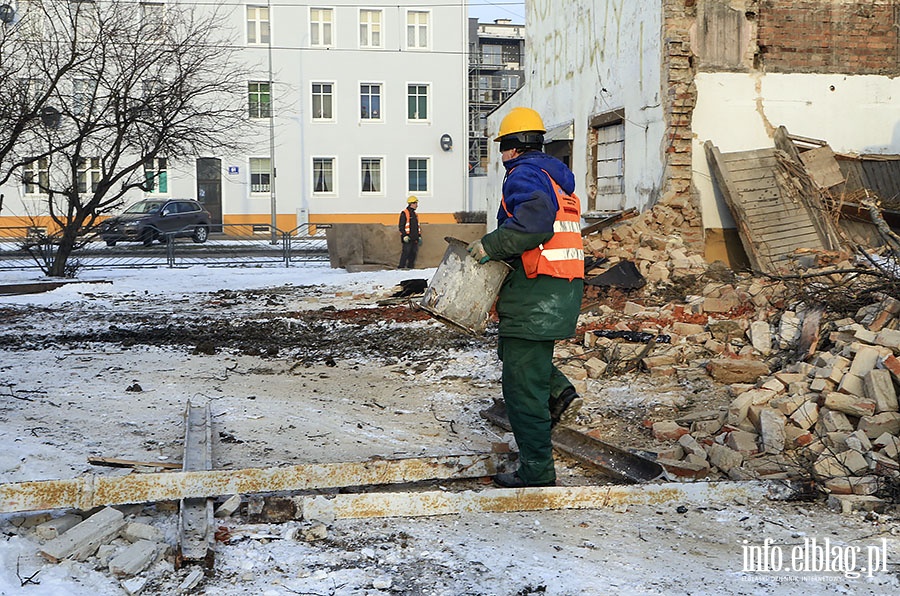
top-left (493, 471), bottom-right (556, 488)
top-left (549, 387), bottom-right (582, 428)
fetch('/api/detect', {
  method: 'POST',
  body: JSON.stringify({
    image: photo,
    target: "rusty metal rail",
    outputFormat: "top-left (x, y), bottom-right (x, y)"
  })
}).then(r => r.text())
top-left (0, 453), bottom-right (510, 514)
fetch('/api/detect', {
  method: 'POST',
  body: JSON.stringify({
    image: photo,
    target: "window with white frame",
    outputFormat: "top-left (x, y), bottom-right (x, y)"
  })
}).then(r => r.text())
top-left (23, 158), bottom-right (49, 195)
top-left (250, 157), bottom-right (271, 193)
top-left (139, 2), bottom-right (165, 39)
top-left (72, 0), bottom-right (99, 42)
top-left (592, 117), bottom-right (625, 211)
top-left (143, 158), bottom-right (168, 194)
top-left (360, 83), bottom-right (381, 120)
top-left (17, 0), bottom-right (45, 40)
top-left (406, 11), bottom-right (428, 49)
top-left (360, 157), bottom-right (382, 193)
top-left (77, 157), bottom-right (101, 194)
top-left (359, 9), bottom-right (381, 47)
top-left (310, 8), bottom-right (333, 46)
top-left (312, 157), bottom-right (334, 193)
top-left (248, 81), bottom-right (271, 118)
top-left (407, 84), bottom-right (428, 120)
top-left (73, 78), bottom-right (94, 116)
top-left (246, 5), bottom-right (270, 45)
top-left (408, 158), bottom-right (428, 193)
top-left (312, 82), bottom-right (333, 119)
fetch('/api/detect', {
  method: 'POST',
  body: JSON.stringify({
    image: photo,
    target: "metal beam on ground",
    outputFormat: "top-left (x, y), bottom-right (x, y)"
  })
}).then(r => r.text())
top-left (0, 453), bottom-right (511, 514)
top-left (178, 401), bottom-right (214, 565)
top-left (299, 480), bottom-right (799, 520)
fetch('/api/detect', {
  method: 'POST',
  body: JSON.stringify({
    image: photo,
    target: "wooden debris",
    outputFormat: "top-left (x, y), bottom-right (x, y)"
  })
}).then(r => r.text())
top-left (88, 457), bottom-right (181, 470)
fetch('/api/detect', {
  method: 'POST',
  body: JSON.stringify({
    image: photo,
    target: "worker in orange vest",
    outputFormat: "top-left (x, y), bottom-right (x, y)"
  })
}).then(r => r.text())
top-left (398, 195), bottom-right (421, 269)
top-left (467, 107), bottom-right (585, 488)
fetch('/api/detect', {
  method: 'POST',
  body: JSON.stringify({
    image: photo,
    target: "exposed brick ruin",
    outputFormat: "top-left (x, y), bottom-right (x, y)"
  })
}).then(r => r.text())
top-left (757, 1), bottom-right (900, 74)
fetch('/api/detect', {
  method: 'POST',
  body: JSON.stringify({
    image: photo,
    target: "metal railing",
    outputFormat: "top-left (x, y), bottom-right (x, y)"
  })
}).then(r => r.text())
top-left (0, 223), bottom-right (331, 271)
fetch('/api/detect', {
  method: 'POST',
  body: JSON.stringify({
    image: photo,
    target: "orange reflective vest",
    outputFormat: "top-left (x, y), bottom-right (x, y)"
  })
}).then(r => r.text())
top-left (401, 207), bottom-right (417, 235)
top-left (501, 169), bottom-right (584, 281)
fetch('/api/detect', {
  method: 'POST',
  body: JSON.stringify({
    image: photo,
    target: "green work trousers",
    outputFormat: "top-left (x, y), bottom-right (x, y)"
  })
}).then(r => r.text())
top-left (498, 336), bottom-right (575, 485)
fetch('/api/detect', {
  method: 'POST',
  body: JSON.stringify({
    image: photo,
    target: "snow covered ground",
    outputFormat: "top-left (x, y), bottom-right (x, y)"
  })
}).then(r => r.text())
top-left (1, 264), bottom-right (899, 595)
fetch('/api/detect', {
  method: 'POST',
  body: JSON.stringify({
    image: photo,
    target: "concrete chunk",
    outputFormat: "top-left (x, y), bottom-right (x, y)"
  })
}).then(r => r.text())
top-left (748, 320), bottom-right (772, 355)
top-left (706, 443), bottom-right (744, 473)
top-left (857, 412), bottom-right (900, 439)
top-left (122, 522), bottom-right (164, 543)
top-left (214, 494), bottom-right (243, 518)
top-left (823, 392), bottom-right (876, 418)
top-left (820, 409), bottom-right (854, 433)
top-left (40, 506), bottom-right (126, 563)
top-left (34, 514), bottom-right (82, 541)
top-left (865, 369), bottom-right (898, 413)
top-left (725, 430), bottom-right (759, 455)
top-left (836, 373), bottom-right (865, 397)
top-left (789, 401), bottom-right (819, 430)
top-left (758, 408), bottom-right (786, 454)
top-left (849, 346), bottom-right (881, 377)
top-left (826, 495), bottom-right (887, 515)
top-left (109, 540), bottom-right (160, 578)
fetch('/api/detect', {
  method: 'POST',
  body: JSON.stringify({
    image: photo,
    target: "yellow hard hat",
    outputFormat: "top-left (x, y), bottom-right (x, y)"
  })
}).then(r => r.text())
top-left (494, 107), bottom-right (546, 142)
top-left (407, 195), bottom-right (418, 204)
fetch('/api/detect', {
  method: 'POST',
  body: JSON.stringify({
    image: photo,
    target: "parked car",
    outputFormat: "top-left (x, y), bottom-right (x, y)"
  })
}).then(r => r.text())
top-left (100, 199), bottom-right (212, 247)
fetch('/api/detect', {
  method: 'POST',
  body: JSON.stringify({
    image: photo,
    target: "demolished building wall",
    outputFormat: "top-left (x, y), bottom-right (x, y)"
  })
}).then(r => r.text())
top-left (493, 0), bottom-right (900, 267)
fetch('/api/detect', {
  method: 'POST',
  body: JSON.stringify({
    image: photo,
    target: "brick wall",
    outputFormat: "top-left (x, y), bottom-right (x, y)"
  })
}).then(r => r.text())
top-left (661, 0), bottom-right (704, 248)
top-left (758, 1), bottom-right (900, 74)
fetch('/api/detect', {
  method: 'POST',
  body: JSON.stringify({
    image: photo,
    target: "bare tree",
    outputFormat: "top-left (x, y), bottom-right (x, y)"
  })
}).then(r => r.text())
top-left (4, 0), bottom-right (251, 276)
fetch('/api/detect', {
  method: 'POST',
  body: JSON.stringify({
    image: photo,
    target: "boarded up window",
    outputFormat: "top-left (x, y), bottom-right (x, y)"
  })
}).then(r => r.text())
top-left (592, 120), bottom-right (625, 211)
top-left (695, 2), bottom-right (746, 70)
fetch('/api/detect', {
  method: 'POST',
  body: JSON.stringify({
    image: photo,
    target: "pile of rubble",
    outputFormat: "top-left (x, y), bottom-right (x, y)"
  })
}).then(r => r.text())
top-left (566, 203), bottom-right (900, 509)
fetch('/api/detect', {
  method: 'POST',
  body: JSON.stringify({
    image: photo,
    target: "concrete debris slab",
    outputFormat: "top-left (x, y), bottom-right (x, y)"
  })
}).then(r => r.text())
top-left (34, 513), bottom-right (82, 541)
top-left (109, 539), bottom-right (160, 578)
top-left (40, 506), bottom-right (126, 563)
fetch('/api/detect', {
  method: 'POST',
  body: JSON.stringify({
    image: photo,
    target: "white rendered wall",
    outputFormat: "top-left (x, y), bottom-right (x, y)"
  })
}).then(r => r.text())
top-left (694, 72), bottom-right (900, 229)
top-left (485, 0), bottom-right (666, 227)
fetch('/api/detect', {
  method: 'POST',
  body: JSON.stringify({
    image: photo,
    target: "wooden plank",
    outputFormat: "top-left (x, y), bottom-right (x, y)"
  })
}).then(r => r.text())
top-left (732, 178), bottom-right (780, 194)
top-left (299, 481), bottom-right (796, 520)
top-left (745, 213), bottom-right (818, 228)
top-left (744, 214), bottom-right (814, 229)
top-left (764, 235), bottom-right (825, 252)
top-left (88, 457), bottom-right (182, 470)
top-left (719, 147), bottom-right (776, 163)
top-left (799, 146), bottom-right (844, 189)
top-left (179, 401), bottom-right (214, 564)
top-left (0, 453), bottom-right (511, 513)
top-left (704, 141), bottom-right (763, 271)
top-left (723, 158), bottom-right (778, 178)
top-left (733, 187), bottom-right (781, 205)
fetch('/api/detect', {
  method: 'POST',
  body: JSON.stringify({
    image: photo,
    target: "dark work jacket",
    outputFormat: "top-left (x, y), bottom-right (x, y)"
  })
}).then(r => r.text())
top-left (398, 208), bottom-right (420, 241)
top-left (480, 151), bottom-right (583, 341)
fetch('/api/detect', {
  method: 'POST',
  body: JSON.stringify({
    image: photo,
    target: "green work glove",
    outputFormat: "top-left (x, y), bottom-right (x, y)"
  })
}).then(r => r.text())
top-left (417, 237), bottom-right (423, 246)
top-left (467, 239), bottom-right (490, 264)
top-left (402, 235), bottom-right (410, 243)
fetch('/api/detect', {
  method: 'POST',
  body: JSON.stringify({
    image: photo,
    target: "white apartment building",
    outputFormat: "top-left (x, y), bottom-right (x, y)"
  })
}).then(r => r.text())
top-left (0, 1), bottom-right (469, 232)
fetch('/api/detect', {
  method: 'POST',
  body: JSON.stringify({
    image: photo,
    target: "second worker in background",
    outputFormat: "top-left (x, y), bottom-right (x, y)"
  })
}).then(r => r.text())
top-left (398, 195), bottom-right (422, 269)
